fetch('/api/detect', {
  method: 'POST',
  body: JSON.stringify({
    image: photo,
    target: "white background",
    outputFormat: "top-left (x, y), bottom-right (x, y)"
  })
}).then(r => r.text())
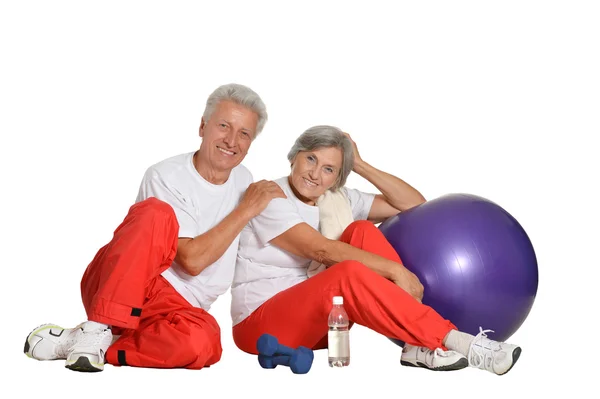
top-left (1, 0), bottom-right (598, 397)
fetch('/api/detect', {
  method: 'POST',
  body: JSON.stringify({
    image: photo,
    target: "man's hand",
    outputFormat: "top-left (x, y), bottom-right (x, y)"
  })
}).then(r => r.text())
top-left (393, 267), bottom-right (424, 303)
top-left (239, 180), bottom-right (287, 219)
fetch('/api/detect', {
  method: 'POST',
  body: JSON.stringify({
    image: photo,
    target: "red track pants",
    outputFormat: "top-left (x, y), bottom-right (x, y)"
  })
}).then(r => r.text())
top-left (80, 197), bottom-right (222, 369)
top-left (232, 220), bottom-right (457, 354)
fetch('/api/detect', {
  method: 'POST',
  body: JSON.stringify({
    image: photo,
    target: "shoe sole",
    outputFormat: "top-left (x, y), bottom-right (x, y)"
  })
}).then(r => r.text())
top-left (65, 356), bottom-right (104, 372)
top-left (497, 347), bottom-right (522, 376)
top-left (24, 324), bottom-right (64, 359)
top-left (401, 357), bottom-right (469, 371)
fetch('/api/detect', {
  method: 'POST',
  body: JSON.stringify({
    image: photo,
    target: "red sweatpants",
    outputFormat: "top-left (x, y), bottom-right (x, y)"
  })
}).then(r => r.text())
top-left (232, 220), bottom-right (457, 354)
top-left (80, 197), bottom-right (222, 369)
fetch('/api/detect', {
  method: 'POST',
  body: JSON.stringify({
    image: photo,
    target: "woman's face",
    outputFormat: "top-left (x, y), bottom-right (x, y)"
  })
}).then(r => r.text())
top-left (289, 146), bottom-right (343, 205)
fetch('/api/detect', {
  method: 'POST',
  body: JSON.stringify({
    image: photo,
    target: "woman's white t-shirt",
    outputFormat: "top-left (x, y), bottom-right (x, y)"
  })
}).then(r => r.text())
top-left (230, 176), bottom-right (375, 325)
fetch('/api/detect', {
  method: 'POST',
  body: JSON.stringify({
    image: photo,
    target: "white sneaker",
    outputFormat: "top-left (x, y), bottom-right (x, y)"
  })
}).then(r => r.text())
top-left (468, 328), bottom-right (522, 375)
top-left (65, 322), bottom-right (113, 372)
top-left (401, 344), bottom-right (468, 371)
top-left (24, 323), bottom-right (81, 360)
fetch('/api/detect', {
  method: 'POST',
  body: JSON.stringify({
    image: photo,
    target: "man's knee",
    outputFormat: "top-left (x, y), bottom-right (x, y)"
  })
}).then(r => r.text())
top-left (129, 197), bottom-right (178, 226)
top-left (135, 197), bottom-right (175, 215)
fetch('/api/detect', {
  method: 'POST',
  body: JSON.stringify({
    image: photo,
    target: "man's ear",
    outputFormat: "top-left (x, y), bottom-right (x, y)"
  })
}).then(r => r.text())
top-left (199, 118), bottom-right (206, 138)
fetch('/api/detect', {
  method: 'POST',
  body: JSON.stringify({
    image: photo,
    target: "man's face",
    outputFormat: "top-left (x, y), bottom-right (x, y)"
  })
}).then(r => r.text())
top-left (199, 100), bottom-right (259, 173)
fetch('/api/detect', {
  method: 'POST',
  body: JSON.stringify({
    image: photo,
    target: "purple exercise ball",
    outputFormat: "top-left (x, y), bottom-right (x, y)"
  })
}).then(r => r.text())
top-left (379, 193), bottom-right (538, 344)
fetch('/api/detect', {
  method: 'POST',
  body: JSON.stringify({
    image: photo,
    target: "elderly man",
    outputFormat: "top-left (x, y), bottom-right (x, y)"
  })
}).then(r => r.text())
top-left (24, 83), bottom-right (285, 372)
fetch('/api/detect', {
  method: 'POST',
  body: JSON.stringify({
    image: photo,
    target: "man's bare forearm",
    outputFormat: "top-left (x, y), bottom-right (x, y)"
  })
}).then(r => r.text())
top-left (175, 180), bottom-right (287, 276)
top-left (176, 206), bottom-right (252, 276)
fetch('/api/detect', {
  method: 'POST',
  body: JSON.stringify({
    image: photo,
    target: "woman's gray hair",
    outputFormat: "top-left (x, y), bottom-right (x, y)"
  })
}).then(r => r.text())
top-left (287, 125), bottom-right (354, 191)
top-left (202, 83), bottom-right (268, 137)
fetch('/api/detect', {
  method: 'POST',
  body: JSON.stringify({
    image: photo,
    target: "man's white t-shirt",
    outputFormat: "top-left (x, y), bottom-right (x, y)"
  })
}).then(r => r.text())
top-left (230, 176), bottom-right (375, 326)
top-left (136, 151), bottom-right (253, 311)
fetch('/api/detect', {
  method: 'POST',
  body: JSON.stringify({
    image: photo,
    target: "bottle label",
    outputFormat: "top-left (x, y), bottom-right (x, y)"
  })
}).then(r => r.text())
top-left (328, 330), bottom-right (350, 357)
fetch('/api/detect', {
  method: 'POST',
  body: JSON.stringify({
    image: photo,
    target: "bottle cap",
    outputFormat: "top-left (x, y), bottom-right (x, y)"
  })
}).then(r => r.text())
top-left (333, 296), bottom-right (343, 305)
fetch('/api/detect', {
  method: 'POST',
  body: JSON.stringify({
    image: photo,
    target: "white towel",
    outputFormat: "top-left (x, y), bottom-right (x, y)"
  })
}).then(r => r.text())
top-left (307, 189), bottom-right (354, 277)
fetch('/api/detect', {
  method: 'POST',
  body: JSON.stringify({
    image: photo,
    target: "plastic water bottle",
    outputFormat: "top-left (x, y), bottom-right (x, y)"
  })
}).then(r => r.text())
top-left (328, 296), bottom-right (350, 367)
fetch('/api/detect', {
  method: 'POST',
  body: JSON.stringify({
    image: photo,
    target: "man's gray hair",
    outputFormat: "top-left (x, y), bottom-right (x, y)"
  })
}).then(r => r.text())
top-left (287, 125), bottom-right (355, 191)
top-left (202, 83), bottom-right (268, 137)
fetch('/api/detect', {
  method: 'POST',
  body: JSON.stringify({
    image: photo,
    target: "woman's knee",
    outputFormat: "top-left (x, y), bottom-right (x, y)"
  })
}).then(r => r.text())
top-left (345, 220), bottom-right (376, 233)
top-left (341, 220), bottom-right (381, 241)
top-left (329, 260), bottom-right (370, 278)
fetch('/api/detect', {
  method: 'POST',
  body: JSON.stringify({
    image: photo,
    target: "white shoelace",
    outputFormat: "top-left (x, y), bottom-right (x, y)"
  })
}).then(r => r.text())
top-left (416, 346), bottom-right (455, 366)
top-left (75, 327), bottom-right (110, 353)
top-left (433, 348), bottom-right (454, 358)
top-left (54, 328), bottom-right (80, 358)
top-left (420, 347), bottom-right (454, 358)
top-left (468, 327), bottom-right (501, 370)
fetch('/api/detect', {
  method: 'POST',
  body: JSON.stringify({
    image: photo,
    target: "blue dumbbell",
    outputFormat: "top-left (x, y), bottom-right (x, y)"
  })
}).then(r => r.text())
top-left (257, 352), bottom-right (313, 374)
top-left (258, 353), bottom-right (312, 374)
top-left (258, 354), bottom-right (289, 369)
top-left (256, 334), bottom-right (314, 374)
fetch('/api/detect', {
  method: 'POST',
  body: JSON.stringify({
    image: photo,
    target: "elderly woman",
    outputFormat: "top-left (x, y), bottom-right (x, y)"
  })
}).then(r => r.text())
top-left (230, 125), bottom-right (522, 375)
